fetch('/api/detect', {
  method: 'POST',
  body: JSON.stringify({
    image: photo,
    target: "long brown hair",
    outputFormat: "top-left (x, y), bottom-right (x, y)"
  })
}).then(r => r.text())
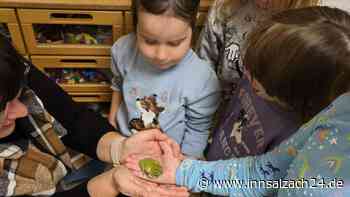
top-left (244, 6), bottom-right (350, 122)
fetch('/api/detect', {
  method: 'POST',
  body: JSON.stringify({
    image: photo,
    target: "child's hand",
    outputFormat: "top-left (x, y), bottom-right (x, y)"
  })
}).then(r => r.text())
top-left (125, 141), bottom-right (183, 185)
top-left (113, 165), bottom-right (189, 197)
top-left (120, 129), bottom-right (183, 162)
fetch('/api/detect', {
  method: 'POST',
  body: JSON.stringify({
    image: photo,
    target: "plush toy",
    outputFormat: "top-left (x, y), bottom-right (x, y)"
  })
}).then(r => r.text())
top-left (76, 33), bottom-right (98, 45)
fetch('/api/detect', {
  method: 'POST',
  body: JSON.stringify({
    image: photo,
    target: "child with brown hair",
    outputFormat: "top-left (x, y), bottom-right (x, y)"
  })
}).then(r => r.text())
top-left (199, 0), bottom-right (320, 163)
top-left (108, 0), bottom-right (220, 159)
top-left (88, 0), bottom-right (221, 196)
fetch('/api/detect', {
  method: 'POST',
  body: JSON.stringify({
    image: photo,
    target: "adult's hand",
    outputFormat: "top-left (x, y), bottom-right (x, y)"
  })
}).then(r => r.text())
top-left (113, 165), bottom-right (189, 197)
top-left (120, 129), bottom-right (182, 163)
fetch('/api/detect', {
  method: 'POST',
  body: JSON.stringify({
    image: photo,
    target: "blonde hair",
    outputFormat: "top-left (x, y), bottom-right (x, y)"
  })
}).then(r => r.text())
top-left (218, 0), bottom-right (320, 20)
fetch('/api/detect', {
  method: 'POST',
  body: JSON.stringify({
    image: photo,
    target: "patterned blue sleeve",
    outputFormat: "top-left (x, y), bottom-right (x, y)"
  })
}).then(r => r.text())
top-left (178, 91), bottom-right (350, 197)
top-left (176, 115), bottom-right (320, 196)
top-left (181, 70), bottom-right (221, 158)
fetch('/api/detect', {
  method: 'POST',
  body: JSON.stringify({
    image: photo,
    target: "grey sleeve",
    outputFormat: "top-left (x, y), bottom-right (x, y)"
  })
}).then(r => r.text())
top-left (195, 0), bottom-right (225, 71)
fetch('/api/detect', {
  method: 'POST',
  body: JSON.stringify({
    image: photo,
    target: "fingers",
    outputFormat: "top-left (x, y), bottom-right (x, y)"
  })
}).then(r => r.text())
top-left (140, 183), bottom-right (189, 197)
top-left (129, 181), bottom-right (149, 197)
top-left (125, 155), bottom-right (142, 172)
top-left (143, 143), bottom-right (162, 156)
top-left (157, 185), bottom-right (190, 197)
top-left (165, 138), bottom-right (181, 158)
top-left (135, 176), bottom-right (158, 187)
top-left (115, 164), bottom-right (188, 197)
top-left (113, 166), bottom-right (157, 197)
top-left (159, 141), bottom-right (174, 158)
top-left (134, 129), bottom-right (167, 141)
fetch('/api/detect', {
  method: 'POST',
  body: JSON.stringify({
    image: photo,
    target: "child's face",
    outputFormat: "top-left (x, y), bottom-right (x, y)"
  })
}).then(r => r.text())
top-left (0, 91), bottom-right (28, 138)
top-left (136, 11), bottom-right (192, 70)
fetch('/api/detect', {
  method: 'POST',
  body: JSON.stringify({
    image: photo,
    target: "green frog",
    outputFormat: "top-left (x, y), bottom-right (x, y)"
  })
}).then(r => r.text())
top-left (139, 158), bottom-right (163, 179)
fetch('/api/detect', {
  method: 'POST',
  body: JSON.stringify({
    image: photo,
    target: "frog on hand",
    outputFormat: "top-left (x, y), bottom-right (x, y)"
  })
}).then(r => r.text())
top-left (125, 141), bottom-right (183, 185)
top-left (139, 158), bottom-right (163, 179)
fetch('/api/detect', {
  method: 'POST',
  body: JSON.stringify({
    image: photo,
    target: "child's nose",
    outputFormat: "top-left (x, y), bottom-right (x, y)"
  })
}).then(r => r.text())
top-left (7, 99), bottom-right (28, 120)
top-left (154, 46), bottom-right (168, 62)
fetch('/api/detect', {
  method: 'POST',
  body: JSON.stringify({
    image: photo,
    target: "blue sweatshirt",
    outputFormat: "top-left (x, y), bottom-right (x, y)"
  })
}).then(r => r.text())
top-left (176, 93), bottom-right (350, 196)
top-left (110, 34), bottom-right (221, 158)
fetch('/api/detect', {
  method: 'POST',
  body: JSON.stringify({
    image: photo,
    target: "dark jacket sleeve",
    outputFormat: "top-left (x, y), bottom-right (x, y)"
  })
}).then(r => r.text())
top-left (27, 64), bottom-right (115, 159)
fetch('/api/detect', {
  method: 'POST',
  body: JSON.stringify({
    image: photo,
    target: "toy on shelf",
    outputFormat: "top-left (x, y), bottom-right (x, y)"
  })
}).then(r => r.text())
top-left (75, 33), bottom-right (98, 45)
top-left (46, 68), bottom-right (111, 85)
top-left (34, 24), bottom-right (112, 45)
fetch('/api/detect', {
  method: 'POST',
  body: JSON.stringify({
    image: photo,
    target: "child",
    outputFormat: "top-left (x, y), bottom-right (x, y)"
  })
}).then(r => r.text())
top-left (198, 0), bottom-right (319, 164)
top-left (127, 6), bottom-right (350, 197)
top-left (108, 0), bottom-right (221, 159)
top-left (196, 0), bottom-right (319, 102)
top-left (88, 0), bottom-right (221, 196)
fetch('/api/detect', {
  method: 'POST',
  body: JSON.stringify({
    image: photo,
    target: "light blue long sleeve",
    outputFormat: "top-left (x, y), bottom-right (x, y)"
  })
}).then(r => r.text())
top-left (181, 69), bottom-right (221, 157)
top-left (176, 93), bottom-right (350, 196)
top-left (110, 34), bottom-right (221, 158)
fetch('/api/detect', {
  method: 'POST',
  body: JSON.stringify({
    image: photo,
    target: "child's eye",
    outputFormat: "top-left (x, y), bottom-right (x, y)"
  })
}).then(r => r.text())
top-left (168, 41), bottom-right (182, 47)
top-left (144, 38), bottom-right (158, 45)
top-left (167, 37), bottom-right (186, 47)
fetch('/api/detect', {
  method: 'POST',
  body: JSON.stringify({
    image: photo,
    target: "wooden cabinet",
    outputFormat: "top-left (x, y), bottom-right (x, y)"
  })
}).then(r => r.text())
top-left (0, 0), bottom-right (212, 103)
top-left (31, 55), bottom-right (112, 102)
top-left (0, 8), bottom-right (26, 54)
top-left (18, 9), bottom-right (123, 55)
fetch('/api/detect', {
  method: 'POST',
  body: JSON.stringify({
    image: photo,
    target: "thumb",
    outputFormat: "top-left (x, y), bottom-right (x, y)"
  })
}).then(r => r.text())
top-left (159, 141), bottom-right (174, 158)
top-left (135, 129), bottom-right (167, 141)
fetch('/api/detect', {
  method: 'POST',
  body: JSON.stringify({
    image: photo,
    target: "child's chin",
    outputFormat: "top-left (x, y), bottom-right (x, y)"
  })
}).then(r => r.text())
top-left (154, 63), bottom-right (174, 70)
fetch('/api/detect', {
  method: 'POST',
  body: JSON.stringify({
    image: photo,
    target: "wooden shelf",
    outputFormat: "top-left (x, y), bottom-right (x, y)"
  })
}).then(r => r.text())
top-left (1, 0), bottom-right (213, 102)
top-left (60, 83), bottom-right (111, 92)
top-left (0, 0), bottom-right (213, 11)
top-left (18, 9), bottom-right (123, 55)
top-left (69, 92), bottom-right (112, 102)
top-left (0, 8), bottom-right (27, 54)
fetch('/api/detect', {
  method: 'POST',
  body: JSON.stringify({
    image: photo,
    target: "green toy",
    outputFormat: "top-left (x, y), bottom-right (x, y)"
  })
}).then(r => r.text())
top-left (139, 158), bottom-right (163, 179)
